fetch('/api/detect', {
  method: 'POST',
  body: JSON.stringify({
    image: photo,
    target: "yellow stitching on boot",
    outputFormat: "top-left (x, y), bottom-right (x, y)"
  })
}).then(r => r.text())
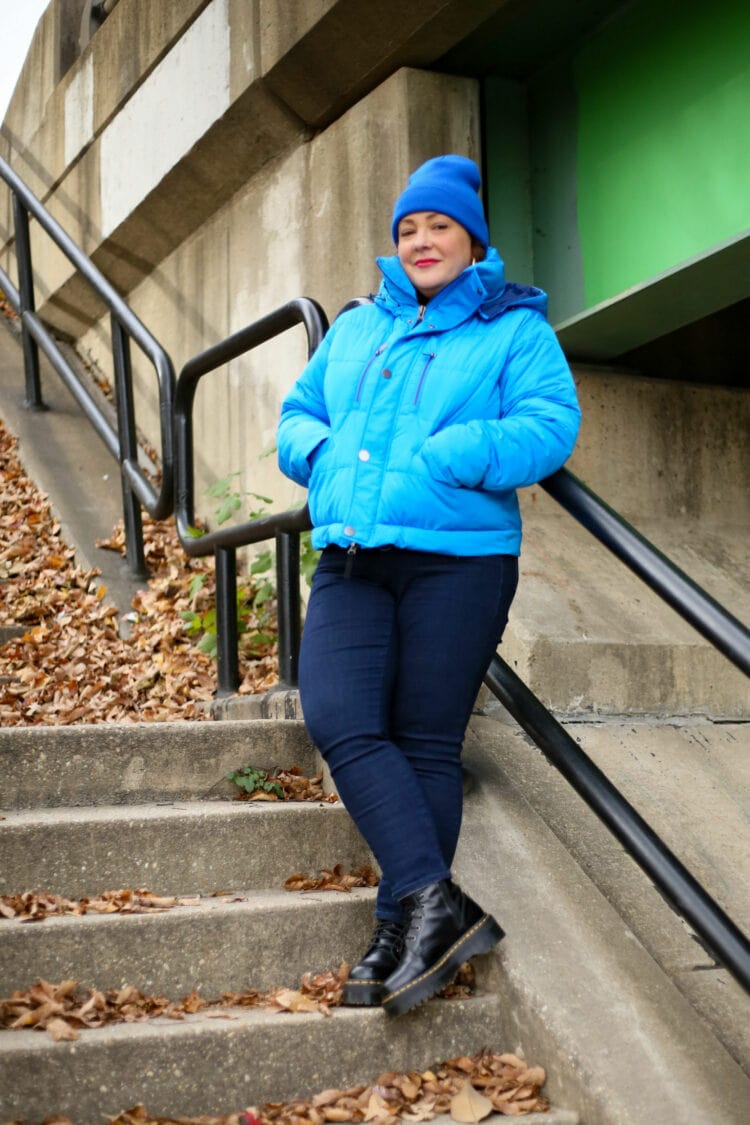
top-left (345, 978), bottom-right (381, 986)
top-left (384, 914), bottom-right (493, 1002)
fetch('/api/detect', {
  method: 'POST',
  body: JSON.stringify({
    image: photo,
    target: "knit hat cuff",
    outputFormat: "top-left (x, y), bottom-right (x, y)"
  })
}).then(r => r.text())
top-left (392, 187), bottom-right (489, 247)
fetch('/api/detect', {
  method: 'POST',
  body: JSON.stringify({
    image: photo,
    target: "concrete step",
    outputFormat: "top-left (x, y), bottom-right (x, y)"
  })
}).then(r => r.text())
top-left (0, 718), bottom-right (317, 808)
top-left (466, 713), bottom-right (750, 1077)
top-left (506, 507), bottom-right (749, 718)
top-left (0, 992), bottom-right (505, 1123)
top-left (0, 887), bottom-right (376, 998)
top-left (0, 800), bottom-right (372, 898)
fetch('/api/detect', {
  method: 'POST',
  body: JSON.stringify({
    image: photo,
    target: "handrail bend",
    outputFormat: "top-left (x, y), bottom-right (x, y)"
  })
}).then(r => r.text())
top-left (0, 154), bottom-right (175, 574)
top-left (174, 297), bottom-right (327, 693)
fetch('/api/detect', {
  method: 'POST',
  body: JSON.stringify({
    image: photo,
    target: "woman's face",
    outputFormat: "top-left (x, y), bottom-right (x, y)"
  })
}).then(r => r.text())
top-left (397, 212), bottom-right (474, 300)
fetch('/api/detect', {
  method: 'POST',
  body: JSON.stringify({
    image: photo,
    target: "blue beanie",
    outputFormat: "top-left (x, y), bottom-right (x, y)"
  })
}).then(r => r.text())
top-left (391, 154), bottom-right (489, 247)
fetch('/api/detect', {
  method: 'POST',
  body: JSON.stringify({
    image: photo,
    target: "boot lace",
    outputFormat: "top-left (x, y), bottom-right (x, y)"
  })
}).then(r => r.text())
top-left (403, 903), bottom-right (425, 947)
top-left (367, 919), bottom-right (406, 956)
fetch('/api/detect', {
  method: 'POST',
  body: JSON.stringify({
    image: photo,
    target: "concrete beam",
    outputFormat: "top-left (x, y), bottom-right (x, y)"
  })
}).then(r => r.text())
top-left (260, 0), bottom-right (501, 127)
top-left (3, 0), bottom-right (308, 339)
top-left (556, 231), bottom-right (750, 360)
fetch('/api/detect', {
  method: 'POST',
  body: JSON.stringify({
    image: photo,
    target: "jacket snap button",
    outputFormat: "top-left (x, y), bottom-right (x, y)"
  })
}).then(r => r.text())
top-left (382, 368), bottom-right (392, 379)
top-left (358, 449), bottom-right (371, 462)
top-left (344, 525), bottom-right (355, 536)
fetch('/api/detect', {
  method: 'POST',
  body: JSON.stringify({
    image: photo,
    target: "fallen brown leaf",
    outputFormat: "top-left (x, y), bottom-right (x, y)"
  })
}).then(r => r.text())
top-left (449, 1080), bottom-right (493, 1123)
top-left (0, 888), bottom-right (201, 922)
top-left (233, 767), bottom-right (337, 805)
top-left (283, 864), bottom-right (380, 893)
top-left (0, 418), bottom-right (278, 726)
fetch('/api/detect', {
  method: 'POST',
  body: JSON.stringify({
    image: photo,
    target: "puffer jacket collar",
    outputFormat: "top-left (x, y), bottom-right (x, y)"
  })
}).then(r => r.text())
top-left (374, 246), bottom-right (548, 329)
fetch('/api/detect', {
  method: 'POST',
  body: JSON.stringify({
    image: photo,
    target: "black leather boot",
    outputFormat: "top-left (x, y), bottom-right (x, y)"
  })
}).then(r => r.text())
top-left (342, 918), bottom-right (406, 1006)
top-left (382, 880), bottom-right (504, 1016)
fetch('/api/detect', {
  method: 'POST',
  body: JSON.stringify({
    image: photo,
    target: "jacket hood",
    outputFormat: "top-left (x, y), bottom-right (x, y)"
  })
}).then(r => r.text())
top-left (374, 246), bottom-right (548, 324)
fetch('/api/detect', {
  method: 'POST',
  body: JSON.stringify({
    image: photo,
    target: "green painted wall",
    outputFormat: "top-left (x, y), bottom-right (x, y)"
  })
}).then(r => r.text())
top-left (484, 0), bottom-right (750, 345)
top-left (575, 0), bottom-right (750, 307)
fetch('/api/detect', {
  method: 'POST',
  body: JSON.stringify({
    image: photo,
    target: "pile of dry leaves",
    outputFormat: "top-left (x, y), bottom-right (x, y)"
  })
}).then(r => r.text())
top-left (253, 1051), bottom-right (548, 1122)
top-left (0, 963), bottom-right (476, 1047)
top-left (27, 1050), bottom-right (548, 1124)
top-left (0, 863), bottom-right (381, 921)
top-left (230, 766), bottom-right (337, 804)
top-left (0, 966), bottom-right (350, 1042)
top-left (284, 865), bottom-right (380, 893)
top-left (0, 888), bottom-right (202, 922)
top-left (0, 419), bottom-right (278, 725)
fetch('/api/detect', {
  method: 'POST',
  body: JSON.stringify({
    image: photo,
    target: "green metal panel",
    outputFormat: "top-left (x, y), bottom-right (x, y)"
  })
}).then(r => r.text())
top-left (574, 0), bottom-right (750, 307)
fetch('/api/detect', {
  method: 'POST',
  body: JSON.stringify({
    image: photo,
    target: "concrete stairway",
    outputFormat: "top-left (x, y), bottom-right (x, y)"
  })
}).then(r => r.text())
top-left (4, 711), bottom-right (750, 1124)
top-left (0, 721), bottom-right (515, 1122)
top-left (2, 319), bottom-right (749, 1122)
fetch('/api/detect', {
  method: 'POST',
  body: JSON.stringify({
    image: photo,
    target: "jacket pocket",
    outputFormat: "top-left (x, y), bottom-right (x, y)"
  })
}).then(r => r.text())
top-left (413, 352), bottom-right (437, 405)
top-left (355, 344), bottom-right (388, 404)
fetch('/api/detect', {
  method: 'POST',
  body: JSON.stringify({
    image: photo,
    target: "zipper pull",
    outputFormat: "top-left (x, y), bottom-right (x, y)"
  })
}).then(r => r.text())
top-left (417, 303), bottom-right (426, 322)
top-left (344, 543), bottom-right (358, 578)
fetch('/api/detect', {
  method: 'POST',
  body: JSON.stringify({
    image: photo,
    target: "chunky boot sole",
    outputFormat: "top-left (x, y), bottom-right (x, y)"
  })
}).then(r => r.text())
top-left (382, 913), bottom-right (504, 1017)
top-left (341, 978), bottom-right (384, 1006)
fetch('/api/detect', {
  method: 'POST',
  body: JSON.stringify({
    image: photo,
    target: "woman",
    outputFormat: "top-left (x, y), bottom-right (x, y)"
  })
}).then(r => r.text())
top-left (277, 155), bottom-right (580, 1016)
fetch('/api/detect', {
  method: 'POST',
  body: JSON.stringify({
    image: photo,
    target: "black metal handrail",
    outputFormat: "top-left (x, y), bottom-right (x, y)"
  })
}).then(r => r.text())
top-left (477, 464), bottom-right (750, 992)
top-left (484, 654), bottom-right (750, 992)
top-left (174, 297), bottom-right (327, 693)
top-left (0, 154), bottom-right (175, 576)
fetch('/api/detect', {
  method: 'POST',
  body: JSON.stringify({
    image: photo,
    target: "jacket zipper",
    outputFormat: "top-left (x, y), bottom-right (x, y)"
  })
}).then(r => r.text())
top-left (413, 352), bottom-right (437, 405)
top-left (344, 543), bottom-right (357, 578)
top-left (417, 303), bottom-right (426, 321)
top-left (355, 345), bottom-right (387, 402)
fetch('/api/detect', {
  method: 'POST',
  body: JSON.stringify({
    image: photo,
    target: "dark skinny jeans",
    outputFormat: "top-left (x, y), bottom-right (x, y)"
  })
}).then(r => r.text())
top-left (299, 545), bottom-right (518, 921)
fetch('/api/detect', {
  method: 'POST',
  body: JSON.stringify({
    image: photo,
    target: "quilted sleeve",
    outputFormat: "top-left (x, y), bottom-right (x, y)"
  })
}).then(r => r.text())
top-left (421, 311), bottom-right (581, 491)
top-left (276, 331), bottom-right (334, 487)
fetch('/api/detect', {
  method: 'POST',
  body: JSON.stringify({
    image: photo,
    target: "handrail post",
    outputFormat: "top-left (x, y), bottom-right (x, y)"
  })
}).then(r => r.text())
top-left (215, 545), bottom-right (240, 695)
top-left (12, 195), bottom-right (44, 409)
top-left (275, 530), bottom-right (301, 687)
top-left (111, 315), bottom-right (147, 577)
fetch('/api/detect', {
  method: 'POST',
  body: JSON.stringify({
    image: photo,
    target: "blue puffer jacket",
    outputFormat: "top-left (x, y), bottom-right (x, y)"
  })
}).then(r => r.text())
top-left (277, 248), bottom-right (580, 556)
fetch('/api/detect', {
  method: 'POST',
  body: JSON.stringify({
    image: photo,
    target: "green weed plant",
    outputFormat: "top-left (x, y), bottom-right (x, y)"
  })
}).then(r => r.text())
top-left (181, 472), bottom-right (319, 660)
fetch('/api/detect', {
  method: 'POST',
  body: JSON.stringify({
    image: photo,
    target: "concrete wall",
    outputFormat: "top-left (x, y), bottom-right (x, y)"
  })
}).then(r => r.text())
top-left (1, 0), bottom-right (488, 520)
top-left (78, 67), bottom-right (481, 515)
